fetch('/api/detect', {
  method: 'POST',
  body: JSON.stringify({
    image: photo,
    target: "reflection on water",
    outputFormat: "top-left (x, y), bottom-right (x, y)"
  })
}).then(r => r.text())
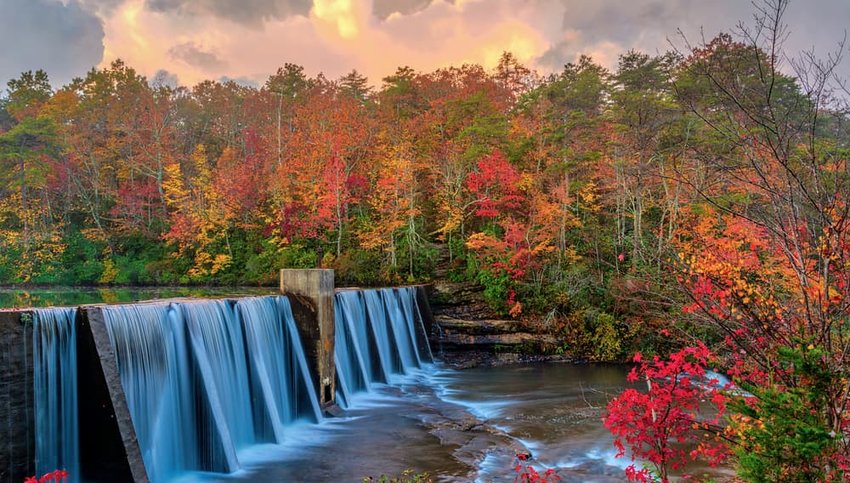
top-left (0, 286), bottom-right (276, 308)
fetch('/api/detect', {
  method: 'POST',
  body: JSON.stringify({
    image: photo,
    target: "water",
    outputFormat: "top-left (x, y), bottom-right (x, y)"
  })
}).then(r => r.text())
top-left (236, 296), bottom-right (321, 442)
top-left (33, 307), bottom-right (79, 482)
top-left (102, 296), bottom-right (321, 483)
top-left (102, 302), bottom-right (227, 483)
top-left (30, 288), bottom-right (679, 482)
top-left (187, 288), bottom-right (637, 482)
top-left (434, 363), bottom-right (631, 481)
top-left (0, 286), bottom-right (275, 309)
top-left (184, 363), bottom-right (636, 482)
top-left (334, 288), bottom-right (433, 407)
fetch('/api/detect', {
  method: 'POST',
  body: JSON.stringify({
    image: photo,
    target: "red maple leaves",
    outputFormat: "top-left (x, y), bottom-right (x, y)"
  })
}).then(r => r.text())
top-left (604, 345), bottom-right (730, 482)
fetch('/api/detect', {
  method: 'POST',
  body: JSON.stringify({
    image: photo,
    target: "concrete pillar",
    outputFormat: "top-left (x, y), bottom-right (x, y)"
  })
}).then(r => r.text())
top-left (78, 307), bottom-right (149, 483)
top-left (280, 269), bottom-right (336, 408)
top-left (413, 285), bottom-right (435, 362)
top-left (0, 310), bottom-right (35, 483)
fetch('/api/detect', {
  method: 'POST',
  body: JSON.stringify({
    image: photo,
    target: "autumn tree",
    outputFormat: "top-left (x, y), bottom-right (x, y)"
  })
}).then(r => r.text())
top-left (0, 70), bottom-right (65, 281)
top-left (608, 0), bottom-right (850, 480)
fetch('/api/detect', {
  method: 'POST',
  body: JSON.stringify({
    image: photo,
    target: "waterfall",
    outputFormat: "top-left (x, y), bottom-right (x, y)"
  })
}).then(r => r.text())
top-left (103, 303), bottom-right (233, 483)
top-left (334, 290), bottom-right (376, 406)
top-left (237, 296), bottom-right (321, 443)
top-left (102, 296), bottom-right (320, 483)
top-left (33, 307), bottom-right (79, 482)
top-left (181, 300), bottom-right (255, 449)
top-left (334, 288), bottom-right (432, 406)
top-left (26, 286), bottom-right (431, 481)
top-left (398, 287), bottom-right (434, 363)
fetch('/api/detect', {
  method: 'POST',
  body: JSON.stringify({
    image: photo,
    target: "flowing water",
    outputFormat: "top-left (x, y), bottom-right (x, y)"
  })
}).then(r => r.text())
top-left (181, 287), bottom-right (634, 482)
top-left (179, 363), bottom-right (632, 482)
top-left (31, 288), bottom-right (646, 482)
top-left (33, 307), bottom-right (79, 482)
top-left (102, 296), bottom-right (321, 483)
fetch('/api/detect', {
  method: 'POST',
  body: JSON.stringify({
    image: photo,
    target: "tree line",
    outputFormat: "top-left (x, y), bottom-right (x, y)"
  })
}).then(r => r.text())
top-left (1, 4), bottom-right (848, 365)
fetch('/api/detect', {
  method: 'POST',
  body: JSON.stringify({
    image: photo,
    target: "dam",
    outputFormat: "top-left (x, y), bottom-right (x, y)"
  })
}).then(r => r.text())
top-left (0, 270), bottom-right (433, 482)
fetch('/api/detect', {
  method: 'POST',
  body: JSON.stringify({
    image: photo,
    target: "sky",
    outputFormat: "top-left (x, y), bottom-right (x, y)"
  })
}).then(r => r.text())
top-left (0, 0), bottom-right (848, 89)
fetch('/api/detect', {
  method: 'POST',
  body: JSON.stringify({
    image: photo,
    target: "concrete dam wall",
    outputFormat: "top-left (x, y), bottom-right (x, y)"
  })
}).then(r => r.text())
top-left (0, 270), bottom-right (433, 483)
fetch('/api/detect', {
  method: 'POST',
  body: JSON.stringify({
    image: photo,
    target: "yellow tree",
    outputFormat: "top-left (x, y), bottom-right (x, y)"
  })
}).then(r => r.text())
top-left (163, 144), bottom-right (233, 278)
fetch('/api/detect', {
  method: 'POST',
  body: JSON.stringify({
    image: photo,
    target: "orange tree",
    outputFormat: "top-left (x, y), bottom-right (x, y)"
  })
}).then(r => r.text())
top-left (606, 0), bottom-right (850, 480)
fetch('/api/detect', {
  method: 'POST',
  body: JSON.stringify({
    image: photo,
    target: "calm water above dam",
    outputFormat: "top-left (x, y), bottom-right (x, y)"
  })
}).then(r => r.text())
top-left (0, 286), bottom-right (277, 308)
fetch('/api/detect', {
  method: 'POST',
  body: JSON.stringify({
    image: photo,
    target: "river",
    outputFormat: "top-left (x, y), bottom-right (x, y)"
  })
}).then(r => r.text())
top-left (177, 362), bottom-right (632, 483)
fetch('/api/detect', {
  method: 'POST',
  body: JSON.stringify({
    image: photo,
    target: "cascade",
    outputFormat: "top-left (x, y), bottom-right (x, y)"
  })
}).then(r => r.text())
top-left (25, 286), bottom-right (430, 481)
top-left (102, 302), bottom-right (233, 483)
top-left (237, 296), bottom-right (321, 443)
top-left (181, 300), bottom-right (255, 449)
top-left (102, 296), bottom-right (320, 482)
top-left (33, 307), bottom-right (79, 482)
top-left (334, 288), bottom-right (432, 406)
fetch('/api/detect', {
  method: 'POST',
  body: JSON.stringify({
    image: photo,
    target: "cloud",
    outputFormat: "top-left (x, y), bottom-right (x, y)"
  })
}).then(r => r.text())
top-left (218, 76), bottom-right (260, 88)
top-left (78, 0), bottom-right (128, 16)
top-left (168, 41), bottom-right (228, 70)
top-left (145, 0), bottom-right (312, 26)
top-left (535, 0), bottom-right (850, 80)
top-left (6, 0), bottom-right (845, 91)
top-left (0, 0), bottom-right (105, 88)
top-left (372, 0), bottom-right (443, 20)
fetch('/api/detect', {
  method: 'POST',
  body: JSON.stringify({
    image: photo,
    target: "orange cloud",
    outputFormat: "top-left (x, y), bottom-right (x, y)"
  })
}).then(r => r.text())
top-left (98, 0), bottom-right (561, 86)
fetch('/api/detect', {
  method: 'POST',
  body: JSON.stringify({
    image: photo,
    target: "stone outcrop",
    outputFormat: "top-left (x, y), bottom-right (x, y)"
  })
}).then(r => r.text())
top-left (427, 279), bottom-right (562, 365)
top-left (434, 316), bottom-right (558, 349)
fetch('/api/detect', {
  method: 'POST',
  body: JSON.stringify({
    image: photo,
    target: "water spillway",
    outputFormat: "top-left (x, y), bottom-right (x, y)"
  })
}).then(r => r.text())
top-left (236, 296), bottom-right (321, 443)
top-left (101, 296), bottom-right (321, 482)
top-left (4, 281), bottom-right (435, 483)
top-left (334, 287), bottom-right (433, 407)
top-left (33, 307), bottom-right (79, 483)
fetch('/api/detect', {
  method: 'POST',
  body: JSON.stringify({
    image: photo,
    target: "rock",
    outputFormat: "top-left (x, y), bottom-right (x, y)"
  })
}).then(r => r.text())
top-left (440, 331), bottom-right (557, 348)
top-left (434, 315), bottom-right (525, 335)
top-left (323, 404), bottom-right (345, 418)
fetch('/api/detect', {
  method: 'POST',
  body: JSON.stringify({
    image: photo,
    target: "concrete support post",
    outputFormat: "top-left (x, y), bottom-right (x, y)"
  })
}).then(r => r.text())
top-left (78, 307), bottom-right (149, 483)
top-left (280, 269), bottom-right (336, 408)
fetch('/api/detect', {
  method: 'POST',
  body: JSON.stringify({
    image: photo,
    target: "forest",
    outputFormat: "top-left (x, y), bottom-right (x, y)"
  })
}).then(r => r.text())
top-left (3, 0), bottom-right (850, 479)
top-left (1, 1), bottom-right (849, 361)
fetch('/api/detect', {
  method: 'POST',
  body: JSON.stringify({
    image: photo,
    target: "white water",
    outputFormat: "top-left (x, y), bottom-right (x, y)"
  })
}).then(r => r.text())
top-left (102, 296), bottom-right (321, 483)
top-left (33, 307), bottom-right (79, 482)
top-left (334, 288), bottom-right (433, 407)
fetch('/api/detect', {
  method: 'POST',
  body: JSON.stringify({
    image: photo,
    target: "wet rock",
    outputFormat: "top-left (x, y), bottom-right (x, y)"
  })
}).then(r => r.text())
top-left (434, 316), bottom-right (525, 334)
top-left (322, 404), bottom-right (345, 418)
top-left (436, 349), bottom-right (574, 369)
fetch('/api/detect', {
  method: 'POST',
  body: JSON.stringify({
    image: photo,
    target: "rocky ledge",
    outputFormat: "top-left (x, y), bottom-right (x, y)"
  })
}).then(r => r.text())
top-left (427, 281), bottom-right (563, 368)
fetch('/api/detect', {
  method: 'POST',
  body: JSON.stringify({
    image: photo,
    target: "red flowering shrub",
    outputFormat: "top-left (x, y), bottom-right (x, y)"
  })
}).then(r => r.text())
top-left (24, 470), bottom-right (69, 483)
top-left (603, 346), bottom-right (730, 482)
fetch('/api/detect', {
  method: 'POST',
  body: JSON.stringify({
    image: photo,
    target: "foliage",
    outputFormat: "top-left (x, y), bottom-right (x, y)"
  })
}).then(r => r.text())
top-left (604, 346), bottom-right (729, 482)
top-left (513, 454), bottom-right (561, 483)
top-left (604, 1), bottom-right (850, 481)
top-left (24, 470), bottom-right (68, 483)
top-left (362, 469), bottom-right (432, 483)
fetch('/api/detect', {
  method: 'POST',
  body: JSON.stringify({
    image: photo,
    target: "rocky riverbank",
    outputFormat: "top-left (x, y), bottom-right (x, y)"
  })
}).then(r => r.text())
top-left (427, 281), bottom-right (568, 368)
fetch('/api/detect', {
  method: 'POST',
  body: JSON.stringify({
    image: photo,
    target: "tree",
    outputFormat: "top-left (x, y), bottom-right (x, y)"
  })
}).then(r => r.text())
top-left (607, 1), bottom-right (850, 480)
